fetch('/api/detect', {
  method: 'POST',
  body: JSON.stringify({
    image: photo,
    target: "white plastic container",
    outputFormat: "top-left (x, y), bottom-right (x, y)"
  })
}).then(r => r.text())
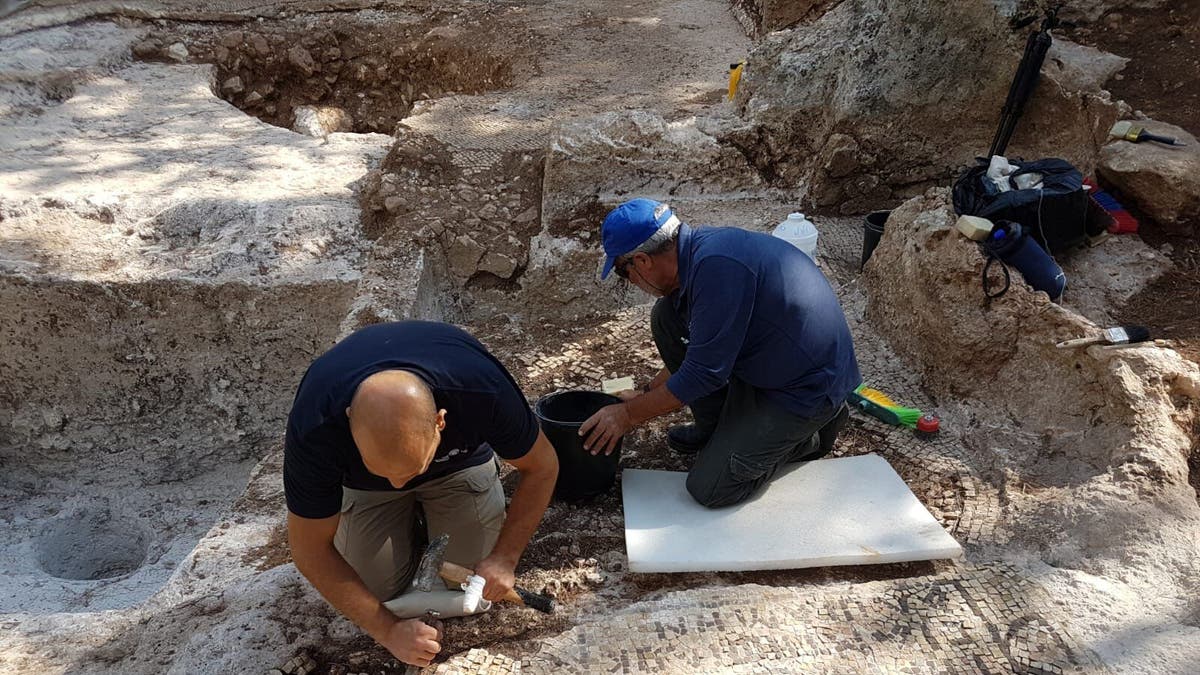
top-left (772, 212), bottom-right (819, 260)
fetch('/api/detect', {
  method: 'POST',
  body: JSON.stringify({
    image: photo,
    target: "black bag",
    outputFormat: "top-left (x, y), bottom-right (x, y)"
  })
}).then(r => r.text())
top-left (952, 158), bottom-right (1089, 254)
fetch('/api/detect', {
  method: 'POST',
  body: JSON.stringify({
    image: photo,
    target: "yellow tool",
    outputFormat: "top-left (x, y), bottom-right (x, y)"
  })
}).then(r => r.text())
top-left (727, 60), bottom-right (746, 101)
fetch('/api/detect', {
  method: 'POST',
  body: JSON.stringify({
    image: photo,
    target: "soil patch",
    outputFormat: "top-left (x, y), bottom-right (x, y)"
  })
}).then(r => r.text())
top-left (1072, 0), bottom-right (1200, 137)
top-left (1116, 221), bottom-right (1200, 363)
top-left (1069, 1), bottom-right (1200, 365)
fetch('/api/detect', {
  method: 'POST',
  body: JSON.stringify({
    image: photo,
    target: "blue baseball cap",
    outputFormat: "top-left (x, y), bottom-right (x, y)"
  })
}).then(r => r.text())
top-left (600, 198), bottom-right (677, 279)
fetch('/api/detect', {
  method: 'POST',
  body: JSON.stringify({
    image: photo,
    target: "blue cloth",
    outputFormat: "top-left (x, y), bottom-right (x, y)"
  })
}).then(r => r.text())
top-left (665, 224), bottom-right (861, 417)
top-left (283, 321), bottom-right (539, 519)
top-left (600, 198), bottom-right (677, 279)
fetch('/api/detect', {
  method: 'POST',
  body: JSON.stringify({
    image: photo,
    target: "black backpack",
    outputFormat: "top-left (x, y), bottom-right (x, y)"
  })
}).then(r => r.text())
top-left (952, 158), bottom-right (1090, 254)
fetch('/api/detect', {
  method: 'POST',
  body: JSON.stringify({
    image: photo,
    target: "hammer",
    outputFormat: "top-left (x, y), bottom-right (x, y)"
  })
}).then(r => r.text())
top-left (411, 534), bottom-right (555, 614)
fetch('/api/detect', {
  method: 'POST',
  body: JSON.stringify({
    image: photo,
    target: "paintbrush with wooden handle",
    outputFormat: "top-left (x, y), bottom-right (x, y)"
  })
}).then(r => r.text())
top-left (1056, 325), bottom-right (1151, 349)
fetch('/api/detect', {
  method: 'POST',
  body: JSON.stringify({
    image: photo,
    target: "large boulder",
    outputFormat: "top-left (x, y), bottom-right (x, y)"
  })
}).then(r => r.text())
top-left (1043, 38), bottom-right (1128, 93)
top-left (1098, 120), bottom-right (1200, 229)
top-left (731, 0), bottom-right (1125, 213)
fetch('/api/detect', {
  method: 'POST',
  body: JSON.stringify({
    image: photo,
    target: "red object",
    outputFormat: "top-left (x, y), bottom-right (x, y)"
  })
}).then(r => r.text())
top-left (1084, 178), bottom-right (1140, 234)
top-left (916, 414), bottom-right (940, 434)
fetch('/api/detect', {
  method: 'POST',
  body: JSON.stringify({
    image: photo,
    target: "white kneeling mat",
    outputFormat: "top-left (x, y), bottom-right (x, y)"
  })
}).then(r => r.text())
top-left (622, 454), bottom-right (962, 573)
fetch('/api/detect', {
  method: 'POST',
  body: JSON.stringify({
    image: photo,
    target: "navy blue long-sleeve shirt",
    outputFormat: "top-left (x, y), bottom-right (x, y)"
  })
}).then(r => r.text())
top-left (664, 223), bottom-right (861, 417)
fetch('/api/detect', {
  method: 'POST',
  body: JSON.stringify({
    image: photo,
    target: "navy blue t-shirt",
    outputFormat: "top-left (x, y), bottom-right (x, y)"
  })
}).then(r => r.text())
top-left (284, 321), bottom-right (539, 519)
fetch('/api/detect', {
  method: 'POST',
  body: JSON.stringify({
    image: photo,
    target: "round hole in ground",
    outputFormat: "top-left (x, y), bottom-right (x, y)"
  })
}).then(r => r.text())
top-left (36, 507), bottom-right (149, 581)
top-left (180, 14), bottom-right (529, 134)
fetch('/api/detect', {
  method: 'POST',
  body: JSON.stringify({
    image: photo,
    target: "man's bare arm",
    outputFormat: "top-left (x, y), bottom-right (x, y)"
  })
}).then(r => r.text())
top-left (287, 513), bottom-right (440, 667)
top-left (473, 430), bottom-right (558, 601)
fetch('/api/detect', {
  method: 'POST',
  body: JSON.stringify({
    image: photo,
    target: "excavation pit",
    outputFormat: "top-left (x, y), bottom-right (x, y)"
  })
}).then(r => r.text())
top-left (2, 1), bottom-right (1199, 673)
top-left (165, 11), bottom-right (531, 135)
top-left (0, 273), bottom-right (363, 612)
top-left (35, 506), bottom-right (149, 581)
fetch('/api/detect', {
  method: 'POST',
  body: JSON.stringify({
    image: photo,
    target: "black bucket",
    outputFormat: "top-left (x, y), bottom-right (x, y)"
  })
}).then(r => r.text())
top-left (534, 391), bottom-right (623, 501)
top-left (861, 210), bottom-right (891, 270)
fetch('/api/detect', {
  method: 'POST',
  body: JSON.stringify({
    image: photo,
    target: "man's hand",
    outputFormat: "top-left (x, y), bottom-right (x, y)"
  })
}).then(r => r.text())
top-left (473, 553), bottom-right (517, 602)
top-left (378, 618), bottom-right (442, 668)
top-left (580, 402), bottom-right (632, 456)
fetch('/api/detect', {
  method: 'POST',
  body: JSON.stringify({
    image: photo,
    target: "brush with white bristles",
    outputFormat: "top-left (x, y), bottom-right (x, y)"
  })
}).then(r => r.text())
top-left (1056, 325), bottom-right (1152, 349)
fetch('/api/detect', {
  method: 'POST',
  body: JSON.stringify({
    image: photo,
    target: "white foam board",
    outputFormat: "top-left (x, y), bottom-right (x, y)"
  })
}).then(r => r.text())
top-left (622, 454), bottom-right (963, 573)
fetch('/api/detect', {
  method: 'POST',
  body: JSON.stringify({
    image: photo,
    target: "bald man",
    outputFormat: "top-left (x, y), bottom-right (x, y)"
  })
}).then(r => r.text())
top-left (284, 321), bottom-right (558, 669)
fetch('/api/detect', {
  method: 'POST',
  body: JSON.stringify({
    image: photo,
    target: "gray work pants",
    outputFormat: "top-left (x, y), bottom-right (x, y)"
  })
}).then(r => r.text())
top-left (651, 298), bottom-right (849, 508)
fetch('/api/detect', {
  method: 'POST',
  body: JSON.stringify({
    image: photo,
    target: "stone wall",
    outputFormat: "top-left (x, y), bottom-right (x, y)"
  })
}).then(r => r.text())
top-left (524, 110), bottom-right (777, 320)
top-left (0, 278), bottom-right (354, 484)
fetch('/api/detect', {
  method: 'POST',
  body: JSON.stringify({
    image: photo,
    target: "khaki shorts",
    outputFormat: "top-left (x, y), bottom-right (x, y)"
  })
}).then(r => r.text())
top-left (334, 460), bottom-right (505, 601)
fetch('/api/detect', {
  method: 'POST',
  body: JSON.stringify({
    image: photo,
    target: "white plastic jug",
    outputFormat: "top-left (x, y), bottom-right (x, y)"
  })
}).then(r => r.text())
top-left (772, 212), bottom-right (818, 260)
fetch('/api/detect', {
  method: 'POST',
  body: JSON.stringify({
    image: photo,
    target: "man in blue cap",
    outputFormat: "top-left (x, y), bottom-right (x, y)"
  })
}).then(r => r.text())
top-left (581, 198), bottom-right (860, 507)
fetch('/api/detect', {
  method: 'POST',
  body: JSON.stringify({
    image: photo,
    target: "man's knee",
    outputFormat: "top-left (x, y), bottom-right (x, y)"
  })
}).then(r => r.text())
top-left (685, 470), bottom-right (750, 509)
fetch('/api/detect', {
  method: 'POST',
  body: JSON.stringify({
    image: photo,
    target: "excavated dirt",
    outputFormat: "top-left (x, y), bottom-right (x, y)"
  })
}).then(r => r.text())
top-left (1074, 0), bottom-right (1200, 137)
top-left (164, 8), bottom-right (530, 135)
top-left (1118, 222), bottom-right (1200, 363)
top-left (300, 300), bottom-right (962, 673)
top-left (1074, 0), bottom-right (1200, 367)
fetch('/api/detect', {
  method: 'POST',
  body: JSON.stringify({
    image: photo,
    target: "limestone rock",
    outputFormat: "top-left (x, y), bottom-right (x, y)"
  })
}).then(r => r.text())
top-left (164, 42), bottom-right (188, 62)
top-left (544, 110), bottom-right (765, 232)
top-left (220, 76), bottom-right (244, 95)
top-left (862, 187), bottom-right (1200, 598)
top-left (287, 45), bottom-right (317, 76)
top-left (818, 133), bottom-right (861, 179)
top-left (131, 39), bottom-right (159, 58)
top-left (515, 205), bottom-right (539, 224)
top-left (292, 105), bottom-right (353, 138)
top-left (530, 109), bottom-right (769, 318)
top-left (478, 250), bottom-right (519, 278)
top-left (1044, 39), bottom-right (1128, 92)
top-left (1055, 0), bottom-right (1168, 24)
top-left (383, 195), bottom-right (405, 214)
top-left (249, 33), bottom-right (270, 57)
top-left (731, 0), bottom-right (843, 36)
top-left (1098, 120), bottom-right (1200, 227)
top-left (279, 653), bottom-right (316, 675)
top-left (446, 234), bottom-right (485, 277)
